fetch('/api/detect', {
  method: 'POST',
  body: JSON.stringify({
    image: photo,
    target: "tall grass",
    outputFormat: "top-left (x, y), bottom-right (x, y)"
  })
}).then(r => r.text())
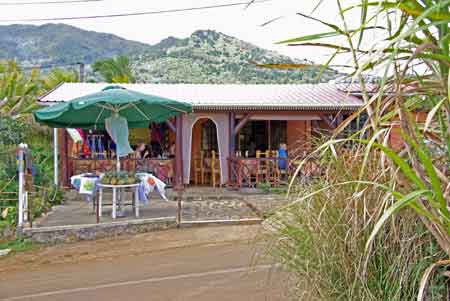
top-left (262, 0), bottom-right (450, 298)
top-left (265, 147), bottom-right (448, 300)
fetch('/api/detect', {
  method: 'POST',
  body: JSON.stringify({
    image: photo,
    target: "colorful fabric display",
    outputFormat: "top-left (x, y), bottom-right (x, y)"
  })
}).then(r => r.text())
top-left (96, 136), bottom-right (105, 158)
top-left (76, 129), bottom-right (91, 157)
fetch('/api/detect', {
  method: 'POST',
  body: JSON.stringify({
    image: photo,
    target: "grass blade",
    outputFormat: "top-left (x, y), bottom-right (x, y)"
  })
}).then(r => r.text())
top-left (366, 189), bottom-right (432, 251)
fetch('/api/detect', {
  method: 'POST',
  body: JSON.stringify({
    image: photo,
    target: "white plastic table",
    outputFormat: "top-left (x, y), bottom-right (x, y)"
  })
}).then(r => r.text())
top-left (97, 183), bottom-right (140, 219)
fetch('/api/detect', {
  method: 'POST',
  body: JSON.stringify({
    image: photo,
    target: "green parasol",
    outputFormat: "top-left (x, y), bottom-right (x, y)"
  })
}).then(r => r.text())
top-left (34, 85), bottom-right (192, 172)
top-left (34, 85), bottom-right (192, 129)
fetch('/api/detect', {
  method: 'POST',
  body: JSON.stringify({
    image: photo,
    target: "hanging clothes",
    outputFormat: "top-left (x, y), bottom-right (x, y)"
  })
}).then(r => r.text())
top-left (151, 124), bottom-right (163, 142)
top-left (76, 129), bottom-right (91, 157)
top-left (96, 135), bottom-right (105, 159)
top-left (66, 129), bottom-right (83, 144)
top-left (88, 135), bottom-right (96, 156)
top-left (105, 114), bottom-right (133, 158)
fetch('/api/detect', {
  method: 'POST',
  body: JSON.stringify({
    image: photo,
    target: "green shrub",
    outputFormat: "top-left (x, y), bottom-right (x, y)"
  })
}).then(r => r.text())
top-left (0, 117), bottom-right (31, 146)
top-left (0, 238), bottom-right (35, 253)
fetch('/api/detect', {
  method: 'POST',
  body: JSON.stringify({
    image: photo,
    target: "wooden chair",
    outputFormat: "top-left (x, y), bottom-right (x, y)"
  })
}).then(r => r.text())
top-left (211, 150), bottom-right (221, 187)
top-left (268, 150), bottom-right (281, 185)
top-left (256, 150), bottom-right (270, 184)
top-left (193, 151), bottom-right (205, 185)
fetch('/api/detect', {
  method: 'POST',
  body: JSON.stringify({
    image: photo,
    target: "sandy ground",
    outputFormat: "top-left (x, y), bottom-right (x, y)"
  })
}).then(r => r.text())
top-left (0, 225), bottom-right (290, 300)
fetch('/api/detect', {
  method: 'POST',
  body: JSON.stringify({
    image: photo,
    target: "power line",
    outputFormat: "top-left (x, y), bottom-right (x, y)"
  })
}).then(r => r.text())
top-left (0, 0), bottom-right (102, 5)
top-left (0, 0), bottom-right (270, 22)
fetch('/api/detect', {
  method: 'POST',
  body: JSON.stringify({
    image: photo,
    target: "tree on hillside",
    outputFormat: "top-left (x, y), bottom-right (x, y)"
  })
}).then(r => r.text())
top-left (0, 61), bottom-right (78, 119)
top-left (0, 61), bottom-right (40, 119)
top-left (41, 68), bottom-right (78, 91)
top-left (93, 56), bottom-right (135, 83)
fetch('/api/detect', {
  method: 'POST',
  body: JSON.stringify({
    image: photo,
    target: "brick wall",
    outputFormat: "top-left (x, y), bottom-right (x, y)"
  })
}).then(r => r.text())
top-left (287, 120), bottom-right (311, 156)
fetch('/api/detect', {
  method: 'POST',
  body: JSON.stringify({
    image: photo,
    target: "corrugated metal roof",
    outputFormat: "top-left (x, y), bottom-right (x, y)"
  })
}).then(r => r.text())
top-left (39, 82), bottom-right (363, 111)
top-left (335, 83), bottom-right (381, 94)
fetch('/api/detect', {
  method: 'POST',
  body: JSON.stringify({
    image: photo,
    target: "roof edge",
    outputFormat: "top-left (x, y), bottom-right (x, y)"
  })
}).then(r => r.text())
top-left (38, 82), bottom-right (65, 101)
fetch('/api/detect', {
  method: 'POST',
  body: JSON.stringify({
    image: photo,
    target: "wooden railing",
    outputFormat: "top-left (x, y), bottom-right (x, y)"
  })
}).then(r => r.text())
top-left (227, 156), bottom-right (320, 188)
top-left (69, 157), bottom-right (175, 184)
top-left (0, 191), bottom-right (18, 213)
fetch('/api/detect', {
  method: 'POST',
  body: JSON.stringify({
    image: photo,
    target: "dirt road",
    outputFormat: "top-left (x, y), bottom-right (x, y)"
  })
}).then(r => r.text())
top-left (0, 225), bottom-right (288, 300)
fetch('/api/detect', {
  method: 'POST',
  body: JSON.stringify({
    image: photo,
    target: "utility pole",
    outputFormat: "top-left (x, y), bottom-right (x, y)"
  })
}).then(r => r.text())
top-left (78, 62), bottom-right (85, 82)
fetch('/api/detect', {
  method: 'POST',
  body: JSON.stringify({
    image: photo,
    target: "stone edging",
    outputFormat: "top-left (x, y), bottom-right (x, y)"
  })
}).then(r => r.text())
top-left (23, 217), bottom-right (177, 244)
top-left (180, 218), bottom-right (262, 228)
top-left (22, 217), bottom-right (263, 244)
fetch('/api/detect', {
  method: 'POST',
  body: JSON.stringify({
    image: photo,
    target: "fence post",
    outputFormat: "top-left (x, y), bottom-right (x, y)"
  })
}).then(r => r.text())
top-left (53, 128), bottom-right (58, 187)
top-left (175, 115), bottom-right (184, 227)
top-left (16, 143), bottom-right (27, 236)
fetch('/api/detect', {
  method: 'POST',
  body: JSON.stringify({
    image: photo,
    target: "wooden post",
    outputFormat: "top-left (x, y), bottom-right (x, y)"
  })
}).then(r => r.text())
top-left (229, 112), bottom-right (236, 157)
top-left (96, 188), bottom-right (100, 224)
top-left (27, 192), bottom-right (32, 228)
top-left (318, 113), bottom-right (336, 130)
top-left (175, 114), bottom-right (184, 226)
top-left (60, 129), bottom-right (69, 187)
top-left (234, 113), bottom-right (252, 134)
top-left (228, 112), bottom-right (236, 186)
top-left (78, 62), bottom-right (85, 82)
top-left (17, 144), bottom-right (26, 234)
top-left (267, 120), bottom-right (271, 150)
top-left (306, 120), bottom-right (311, 150)
top-left (53, 128), bottom-right (59, 186)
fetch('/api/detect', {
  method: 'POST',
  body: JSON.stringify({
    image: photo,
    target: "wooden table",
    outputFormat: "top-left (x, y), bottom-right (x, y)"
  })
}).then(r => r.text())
top-left (97, 183), bottom-right (140, 220)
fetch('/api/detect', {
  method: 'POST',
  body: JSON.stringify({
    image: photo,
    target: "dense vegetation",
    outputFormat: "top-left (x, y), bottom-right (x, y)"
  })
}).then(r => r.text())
top-left (265, 0), bottom-right (450, 300)
top-left (93, 56), bottom-right (136, 83)
top-left (132, 30), bottom-right (338, 83)
top-left (0, 61), bottom-right (71, 235)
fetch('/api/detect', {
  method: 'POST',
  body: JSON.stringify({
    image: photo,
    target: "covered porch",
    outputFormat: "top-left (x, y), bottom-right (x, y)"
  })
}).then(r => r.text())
top-left (40, 83), bottom-right (362, 190)
top-left (186, 111), bottom-right (333, 189)
top-left (57, 111), bottom-right (331, 190)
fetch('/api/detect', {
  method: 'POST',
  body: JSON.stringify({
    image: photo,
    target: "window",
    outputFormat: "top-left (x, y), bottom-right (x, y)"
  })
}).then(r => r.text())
top-left (201, 119), bottom-right (218, 152)
top-left (236, 120), bottom-right (287, 154)
top-left (270, 120), bottom-right (287, 150)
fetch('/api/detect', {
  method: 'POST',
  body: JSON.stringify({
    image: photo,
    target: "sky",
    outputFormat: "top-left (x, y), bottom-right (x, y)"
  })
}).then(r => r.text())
top-left (1, 0), bottom-right (365, 65)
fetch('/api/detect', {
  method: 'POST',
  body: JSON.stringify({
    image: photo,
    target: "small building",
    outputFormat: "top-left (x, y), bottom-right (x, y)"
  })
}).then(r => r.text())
top-left (39, 82), bottom-right (363, 188)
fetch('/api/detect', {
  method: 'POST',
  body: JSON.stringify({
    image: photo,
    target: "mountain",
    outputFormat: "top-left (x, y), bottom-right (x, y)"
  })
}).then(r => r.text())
top-left (0, 24), bottom-right (337, 83)
top-left (133, 30), bottom-right (337, 84)
top-left (0, 23), bottom-right (149, 66)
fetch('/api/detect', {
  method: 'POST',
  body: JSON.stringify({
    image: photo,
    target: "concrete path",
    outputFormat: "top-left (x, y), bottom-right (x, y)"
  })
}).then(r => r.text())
top-left (0, 226), bottom-right (289, 300)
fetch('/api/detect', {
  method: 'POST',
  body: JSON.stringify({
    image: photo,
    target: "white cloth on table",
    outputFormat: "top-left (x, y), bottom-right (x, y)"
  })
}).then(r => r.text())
top-left (79, 177), bottom-right (98, 194)
top-left (138, 173), bottom-right (168, 202)
top-left (70, 174), bottom-right (99, 202)
top-left (71, 174), bottom-right (98, 194)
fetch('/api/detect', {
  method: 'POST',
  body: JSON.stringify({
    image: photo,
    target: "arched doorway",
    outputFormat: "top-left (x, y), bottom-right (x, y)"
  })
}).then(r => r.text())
top-left (190, 118), bottom-right (220, 185)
